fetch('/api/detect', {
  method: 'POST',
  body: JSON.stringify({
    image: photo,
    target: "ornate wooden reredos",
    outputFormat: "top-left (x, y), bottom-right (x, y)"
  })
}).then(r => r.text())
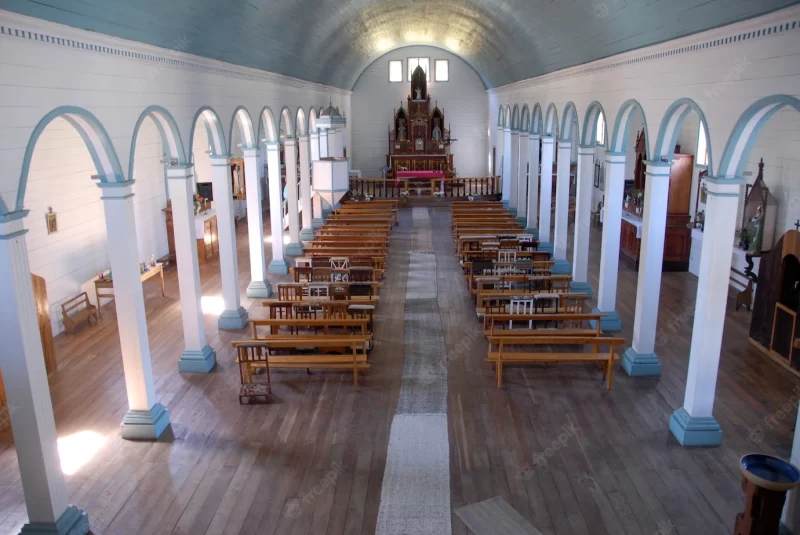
top-left (388, 65), bottom-right (454, 176)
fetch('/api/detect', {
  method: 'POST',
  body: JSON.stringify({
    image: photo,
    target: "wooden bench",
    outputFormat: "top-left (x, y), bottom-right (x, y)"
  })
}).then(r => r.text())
top-left (483, 313), bottom-right (604, 337)
top-left (61, 292), bottom-right (98, 334)
top-left (232, 336), bottom-right (370, 391)
top-left (486, 335), bottom-right (626, 389)
top-left (249, 318), bottom-right (372, 337)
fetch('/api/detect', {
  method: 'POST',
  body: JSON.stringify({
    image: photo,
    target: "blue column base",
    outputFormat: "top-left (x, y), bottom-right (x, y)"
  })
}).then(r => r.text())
top-left (299, 228), bottom-right (315, 242)
top-left (502, 200), bottom-right (510, 209)
top-left (539, 242), bottom-right (554, 254)
top-left (120, 402), bottom-right (170, 440)
top-left (669, 407), bottom-right (722, 447)
top-left (178, 345), bottom-right (216, 374)
top-left (524, 228), bottom-right (539, 239)
top-left (570, 281), bottom-right (593, 298)
top-left (509, 207), bottom-right (517, 217)
top-left (552, 258), bottom-right (571, 274)
top-left (622, 347), bottom-right (662, 376)
top-left (515, 216), bottom-right (527, 226)
top-left (21, 505), bottom-right (89, 535)
top-left (590, 308), bottom-right (622, 332)
top-left (218, 306), bottom-right (248, 330)
top-left (312, 218), bottom-right (325, 229)
top-left (285, 242), bottom-right (303, 256)
top-left (268, 259), bottom-right (289, 274)
top-left (246, 280), bottom-right (271, 299)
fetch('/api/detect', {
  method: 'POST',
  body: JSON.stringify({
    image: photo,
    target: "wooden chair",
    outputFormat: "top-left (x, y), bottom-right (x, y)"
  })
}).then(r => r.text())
top-left (61, 292), bottom-right (98, 335)
top-left (350, 266), bottom-right (373, 282)
top-left (331, 283), bottom-right (351, 301)
top-left (509, 298), bottom-right (534, 329)
top-left (307, 283), bottom-right (330, 300)
top-left (330, 257), bottom-right (349, 270)
top-left (293, 266), bottom-right (314, 282)
top-left (236, 342), bottom-right (272, 404)
top-left (331, 268), bottom-right (350, 282)
top-left (498, 249), bottom-right (517, 263)
top-left (278, 283), bottom-right (304, 301)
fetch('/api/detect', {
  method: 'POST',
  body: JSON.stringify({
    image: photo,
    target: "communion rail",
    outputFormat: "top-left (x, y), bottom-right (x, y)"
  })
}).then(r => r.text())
top-left (348, 176), bottom-right (501, 198)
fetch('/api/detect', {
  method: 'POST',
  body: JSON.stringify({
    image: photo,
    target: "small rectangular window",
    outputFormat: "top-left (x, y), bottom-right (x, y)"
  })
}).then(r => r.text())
top-left (697, 122), bottom-right (709, 166)
top-left (389, 60), bottom-right (403, 82)
top-left (435, 60), bottom-right (449, 82)
top-left (408, 58), bottom-right (430, 81)
top-left (596, 113), bottom-right (605, 145)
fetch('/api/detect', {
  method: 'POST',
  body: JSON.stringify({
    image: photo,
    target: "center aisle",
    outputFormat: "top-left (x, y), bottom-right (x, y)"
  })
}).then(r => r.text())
top-left (376, 207), bottom-right (452, 534)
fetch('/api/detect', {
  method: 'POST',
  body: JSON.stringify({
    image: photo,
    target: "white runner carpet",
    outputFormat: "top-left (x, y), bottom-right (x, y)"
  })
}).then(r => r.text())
top-left (376, 207), bottom-right (452, 535)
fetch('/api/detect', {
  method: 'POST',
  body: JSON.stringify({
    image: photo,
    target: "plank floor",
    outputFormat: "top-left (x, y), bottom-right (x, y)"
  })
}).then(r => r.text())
top-left (0, 205), bottom-right (797, 534)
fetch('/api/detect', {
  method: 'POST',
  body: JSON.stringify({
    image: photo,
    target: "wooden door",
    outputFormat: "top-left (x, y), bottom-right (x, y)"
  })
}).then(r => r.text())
top-left (32, 274), bottom-right (56, 374)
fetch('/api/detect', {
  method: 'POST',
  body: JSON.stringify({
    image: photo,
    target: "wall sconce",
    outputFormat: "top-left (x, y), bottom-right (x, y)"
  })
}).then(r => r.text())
top-left (46, 206), bottom-right (57, 234)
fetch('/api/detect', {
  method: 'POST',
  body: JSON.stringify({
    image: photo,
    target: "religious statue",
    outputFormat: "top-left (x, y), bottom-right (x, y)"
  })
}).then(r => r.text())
top-left (415, 87), bottom-right (422, 100)
top-left (398, 121), bottom-right (407, 141)
top-left (432, 118), bottom-right (442, 140)
top-left (748, 204), bottom-right (765, 254)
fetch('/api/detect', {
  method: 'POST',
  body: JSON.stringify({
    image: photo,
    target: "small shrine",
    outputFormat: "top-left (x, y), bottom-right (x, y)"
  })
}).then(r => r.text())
top-left (387, 65), bottom-right (455, 177)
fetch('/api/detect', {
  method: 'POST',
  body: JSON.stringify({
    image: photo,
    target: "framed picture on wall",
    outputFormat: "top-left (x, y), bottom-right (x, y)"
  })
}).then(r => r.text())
top-left (594, 161), bottom-right (600, 188)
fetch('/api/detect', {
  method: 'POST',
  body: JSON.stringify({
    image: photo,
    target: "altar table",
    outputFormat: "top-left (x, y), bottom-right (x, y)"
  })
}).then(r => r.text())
top-left (395, 170), bottom-right (445, 191)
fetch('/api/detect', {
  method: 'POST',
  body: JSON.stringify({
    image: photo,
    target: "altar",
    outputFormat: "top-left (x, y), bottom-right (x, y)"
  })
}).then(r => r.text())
top-left (387, 65), bottom-right (455, 178)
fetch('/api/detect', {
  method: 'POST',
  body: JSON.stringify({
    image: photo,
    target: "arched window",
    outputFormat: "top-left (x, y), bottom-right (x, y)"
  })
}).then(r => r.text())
top-left (596, 112), bottom-right (605, 145)
top-left (697, 121), bottom-right (709, 166)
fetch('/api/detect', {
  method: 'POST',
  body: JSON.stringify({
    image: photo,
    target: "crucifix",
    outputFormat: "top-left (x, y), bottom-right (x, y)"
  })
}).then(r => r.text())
top-left (795, 219), bottom-right (800, 231)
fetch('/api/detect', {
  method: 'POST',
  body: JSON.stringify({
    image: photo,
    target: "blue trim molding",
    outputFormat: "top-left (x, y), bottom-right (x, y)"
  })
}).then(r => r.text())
top-left (299, 227), bottom-right (315, 242)
top-left (20, 505), bottom-right (89, 535)
top-left (538, 242), bottom-right (554, 254)
top-left (622, 347), bottom-right (662, 376)
top-left (120, 402), bottom-right (170, 440)
top-left (570, 281), bottom-right (593, 298)
top-left (246, 280), bottom-right (271, 299)
top-left (559, 102), bottom-right (578, 143)
top-left (552, 258), bottom-right (571, 274)
top-left (188, 106), bottom-right (227, 157)
top-left (268, 258), bottom-right (289, 274)
top-left (524, 227), bottom-right (539, 239)
top-left (515, 216), bottom-right (526, 226)
top-left (669, 407), bottom-right (722, 447)
top-left (178, 345), bottom-right (216, 374)
top-left (218, 306), bottom-right (248, 330)
top-left (609, 99), bottom-right (650, 157)
top-left (652, 98), bottom-right (714, 171)
top-left (285, 242), bottom-right (303, 256)
top-left (591, 308), bottom-right (622, 332)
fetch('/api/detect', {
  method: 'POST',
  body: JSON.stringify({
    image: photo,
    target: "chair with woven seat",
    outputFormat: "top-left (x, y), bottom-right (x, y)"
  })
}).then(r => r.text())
top-left (236, 342), bottom-right (272, 404)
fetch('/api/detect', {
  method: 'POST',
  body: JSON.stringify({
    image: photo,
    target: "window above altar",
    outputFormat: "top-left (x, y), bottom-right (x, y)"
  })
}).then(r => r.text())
top-left (408, 58), bottom-right (430, 81)
top-left (435, 60), bottom-right (449, 82)
top-left (389, 60), bottom-right (403, 82)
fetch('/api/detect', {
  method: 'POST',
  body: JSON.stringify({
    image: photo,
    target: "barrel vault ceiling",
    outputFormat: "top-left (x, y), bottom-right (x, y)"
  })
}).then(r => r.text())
top-left (2, 0), bottom-right (798, 89)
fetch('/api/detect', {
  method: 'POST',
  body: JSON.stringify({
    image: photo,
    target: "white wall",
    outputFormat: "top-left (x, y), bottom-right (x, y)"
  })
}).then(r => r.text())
top-left (0, 10), bottom-right (350, 335)
top-left (350, 46), bottom-right (488, 178)
top-left (488, 5), bottom-right (800, 191)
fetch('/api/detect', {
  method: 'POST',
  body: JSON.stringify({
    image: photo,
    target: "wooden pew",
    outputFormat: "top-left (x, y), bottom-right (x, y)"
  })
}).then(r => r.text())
top-left (486, 335), bottom-right (626, 389)
top-left (232, 337), bottom-right (370, 391)
top-left (483, 313), bottom-right (605, 337)
top-left (248, 318), bottom-right (372, 337)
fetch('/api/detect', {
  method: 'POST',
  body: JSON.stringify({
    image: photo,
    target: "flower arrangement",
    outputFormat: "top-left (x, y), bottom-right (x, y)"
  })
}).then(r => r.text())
top-left (193, 193), bottom-right (207, 215)
top-left (468, 191), bottom-right (477, 201)
top-left (364, 194), bottom-right (372, 201)
top-left (399, 190), bottom-right (409, 203)
top-left (433, 188), bottom-right (444, 199)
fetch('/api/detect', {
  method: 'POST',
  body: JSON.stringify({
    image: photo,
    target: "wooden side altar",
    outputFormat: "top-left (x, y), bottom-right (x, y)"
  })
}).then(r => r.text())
top-left (387, 65), bottom-right (455, 178)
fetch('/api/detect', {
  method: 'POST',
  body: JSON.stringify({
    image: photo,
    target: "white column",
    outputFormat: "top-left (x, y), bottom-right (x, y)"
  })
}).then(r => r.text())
top-left (309, 130), bottom-right (321, 163)
top-left (623, 162), bottom-right (670, 376)
top-left (669, 178), bottom-right (740, 447)
top-left (319, 129), bottom-right (329, 158)
top-left (284, 138), bottom-right (302, 255)
top-left (211, 156), bottom-right (248, 330)
top-left (509, 130), bottom-right (520, 214)
top-left (537, 136), bottom-right (555, 249)
top-left (266, 141), bottom-right (289, 273)
top-left (166, 166), bottom-right (217, 372)
top-left (502, 127), bottom-right (512, 207)
top-left (97, 182), bottom-right (171, 437)
top-left (571, 145), bottom-right (594, 296)
top-left (495, 125), bottom-right (505, 178)
top-left (242, 148), bottom-right (270, 298)
top-left (525, 134), bottom-right (540, 234)
top-left (553, 141), bottom-right (572, 273)
top-left (592, 152), bottom-right (625, 331)
top-left (785, 409), bottom-right (800, 528)
top-left (298, 135), bottom-right (314, 242)
top-left (516, 131), bottom-right (529, 223)
top-left (0, 213), bottom-right (90, 534)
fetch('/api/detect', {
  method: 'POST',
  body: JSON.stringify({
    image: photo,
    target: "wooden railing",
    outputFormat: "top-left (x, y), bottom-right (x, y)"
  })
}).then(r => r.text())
top-left (348, 177), bottom-right (501, 199)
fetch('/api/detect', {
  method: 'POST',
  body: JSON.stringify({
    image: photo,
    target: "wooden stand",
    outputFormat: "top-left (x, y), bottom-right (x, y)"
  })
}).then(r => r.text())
top-left (735, 475), bottom-right (790, 535)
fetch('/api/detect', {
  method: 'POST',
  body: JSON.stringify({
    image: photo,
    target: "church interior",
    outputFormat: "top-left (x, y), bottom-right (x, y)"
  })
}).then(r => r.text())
top-left (2, 1), bottom-right (800, 534)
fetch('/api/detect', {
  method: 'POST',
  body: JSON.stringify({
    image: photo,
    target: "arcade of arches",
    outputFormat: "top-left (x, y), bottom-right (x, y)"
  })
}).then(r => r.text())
top-left (2, 4), bottom-right (800, 535)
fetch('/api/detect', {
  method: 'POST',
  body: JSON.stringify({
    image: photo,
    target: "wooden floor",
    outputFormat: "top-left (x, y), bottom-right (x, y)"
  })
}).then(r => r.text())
top-left (0, 205), bottom-right (797, 534)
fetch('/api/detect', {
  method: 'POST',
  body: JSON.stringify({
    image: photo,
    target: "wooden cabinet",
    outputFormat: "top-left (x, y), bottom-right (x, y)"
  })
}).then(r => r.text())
top-left (618, 130), bottom-right (694, 272)
top-left (197, 215), bottom-right (218, 265)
